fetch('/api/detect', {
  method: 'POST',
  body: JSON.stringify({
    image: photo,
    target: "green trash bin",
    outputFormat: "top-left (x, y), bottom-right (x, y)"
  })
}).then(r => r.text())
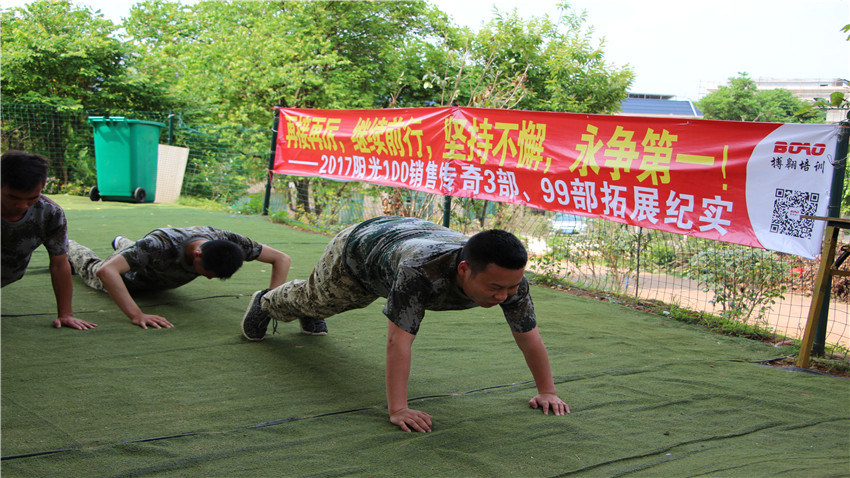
top-left (87, 116), bottom-right (165, 203)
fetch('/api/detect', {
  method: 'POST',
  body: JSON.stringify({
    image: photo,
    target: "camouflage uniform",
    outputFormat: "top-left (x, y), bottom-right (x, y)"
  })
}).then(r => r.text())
top-left (68, 226), bottom-right (263, 292)
top-left (1, 195), bottom-right (68, 287)
top-left (262, 216), bottom-right (536, 335)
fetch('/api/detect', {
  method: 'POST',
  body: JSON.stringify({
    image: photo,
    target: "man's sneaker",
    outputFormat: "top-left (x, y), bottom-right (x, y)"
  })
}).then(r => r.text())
top-left (242, 289), bottom-right (272, 341)
top-left (112, 236), bottom-right (127, 250)
top-left (300, 318), bottom-right (328, 336)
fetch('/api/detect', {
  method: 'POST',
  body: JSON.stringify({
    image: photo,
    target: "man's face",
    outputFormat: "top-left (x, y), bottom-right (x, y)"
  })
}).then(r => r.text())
top-left (456, 261), bottom-right (525, 308)
top-left (1, 183), bottom-right (43, 220)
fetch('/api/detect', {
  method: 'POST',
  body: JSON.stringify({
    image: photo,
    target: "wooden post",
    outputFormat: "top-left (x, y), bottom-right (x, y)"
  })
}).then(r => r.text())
top-left (797, 216), bottom-right (850, 368)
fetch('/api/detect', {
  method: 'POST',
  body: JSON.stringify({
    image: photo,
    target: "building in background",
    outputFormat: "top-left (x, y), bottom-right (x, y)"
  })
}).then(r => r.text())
top-left (705, 78), bottom-right (850, 123)
top-left (754, 78), bottom-right (850, 123)
top-left (753, 78), bottom-right (848, 101)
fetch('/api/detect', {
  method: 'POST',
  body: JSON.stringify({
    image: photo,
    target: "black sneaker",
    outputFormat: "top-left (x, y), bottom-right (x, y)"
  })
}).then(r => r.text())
top-left (112, 236), bottom-right (127, 250)
top-left (242, 289), bottom-right (272, 341)
top-left (300, 318), bottom-right (328, 336)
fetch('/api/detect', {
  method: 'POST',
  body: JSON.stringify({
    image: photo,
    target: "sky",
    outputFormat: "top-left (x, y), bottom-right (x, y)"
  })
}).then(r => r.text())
top-left (3, 0), bottom-right (849, 100)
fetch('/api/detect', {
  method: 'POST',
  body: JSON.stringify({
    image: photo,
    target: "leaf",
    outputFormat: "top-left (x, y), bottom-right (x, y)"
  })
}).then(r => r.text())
top-left (794, 105), bottom-right (816, 117)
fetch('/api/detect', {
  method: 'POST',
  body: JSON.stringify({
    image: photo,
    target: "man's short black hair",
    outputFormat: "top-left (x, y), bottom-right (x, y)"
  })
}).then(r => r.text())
top-left (199, 240), bottom-right (246, 279)
top-left (1, 150), bottom-right (49, 191)
top-left (460, 229), bottom-right (527, 275)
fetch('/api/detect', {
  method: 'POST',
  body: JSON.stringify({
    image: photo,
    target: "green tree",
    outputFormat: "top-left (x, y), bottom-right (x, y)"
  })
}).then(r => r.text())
top-left (425, 3), bottom-right (632, 225)
top-left (5, 0), bottom-right (634, 211)
top-left (124, 0), bottom-right (450, 128)
top-left (432, 3), bottom-right (633, 113)
top-left (124, 0), bottom-right (454, 217)
top-left (538, 6), bottom-right (634, 114)
top-left (124, 1), bottom-right (631, 124)
top-left (1, 0), bottom-right (178, 188)
top-left (697, 73), bottom-right (820, 123)
top-left (1, 0), bottom-right (173, 111)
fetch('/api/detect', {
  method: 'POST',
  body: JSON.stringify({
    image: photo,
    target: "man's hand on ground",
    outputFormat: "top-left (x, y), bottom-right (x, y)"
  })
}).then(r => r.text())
top-left (53, 316), bottom-right (98, 330)
top-left (390, 407), bottom-right (432, 432)
top-left (529, 393), bottom-right (570, 416)
top-left (131, 313), bottom-right (174, 329)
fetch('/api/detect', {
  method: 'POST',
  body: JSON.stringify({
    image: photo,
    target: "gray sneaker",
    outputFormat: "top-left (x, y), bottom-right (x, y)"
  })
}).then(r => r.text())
top-left (300, 318), bottom-right (328, 336)
top-left (242, 289), bottom-right (272, 341)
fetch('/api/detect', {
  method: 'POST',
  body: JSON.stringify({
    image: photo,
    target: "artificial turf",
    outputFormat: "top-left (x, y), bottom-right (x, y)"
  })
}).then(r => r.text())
top-left (2, 195), bottom-right (848, 477)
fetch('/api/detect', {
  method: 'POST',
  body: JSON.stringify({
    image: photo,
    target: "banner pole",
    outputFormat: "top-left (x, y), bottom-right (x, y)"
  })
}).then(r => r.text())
top-left (442, 195), bottom-right (452, 228)
top-left (812, 119), bottom-right (850, 356)
top-left (167, 110), bottom-right (175, 146)
top-left (263, 106), bottom-right (281, 216)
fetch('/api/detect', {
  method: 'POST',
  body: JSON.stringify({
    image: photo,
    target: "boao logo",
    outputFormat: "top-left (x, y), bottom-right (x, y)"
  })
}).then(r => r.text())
top-left (773, 141), bottom-right (827, 155)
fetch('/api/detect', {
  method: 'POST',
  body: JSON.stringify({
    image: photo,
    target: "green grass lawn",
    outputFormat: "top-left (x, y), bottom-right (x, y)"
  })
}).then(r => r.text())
top-left (2, 195), bottom-right (848, 477)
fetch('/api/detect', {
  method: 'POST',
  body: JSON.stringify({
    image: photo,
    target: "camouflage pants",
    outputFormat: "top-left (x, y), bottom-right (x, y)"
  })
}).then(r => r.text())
top-left (67, 237), bottom-right (134, 292)
top-left (262, 225), bottom-right (377, 322)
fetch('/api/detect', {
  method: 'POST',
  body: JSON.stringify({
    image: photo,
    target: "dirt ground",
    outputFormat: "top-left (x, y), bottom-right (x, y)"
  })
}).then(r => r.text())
top-left (524, 238), bottom-right (850, 350)
top-left (630, 269), bottom-right (849, 348)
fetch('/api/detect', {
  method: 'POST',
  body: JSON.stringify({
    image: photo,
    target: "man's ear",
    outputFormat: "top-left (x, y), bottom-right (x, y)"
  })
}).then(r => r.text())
top-left (457, 260), bottom-right (469, 275)
top-left (194, 248), bottom-right (203, 259)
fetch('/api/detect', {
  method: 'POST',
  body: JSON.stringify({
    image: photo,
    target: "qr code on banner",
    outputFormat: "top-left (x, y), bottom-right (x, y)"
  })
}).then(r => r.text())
top-left (770, 189), bottom-right (819, 239)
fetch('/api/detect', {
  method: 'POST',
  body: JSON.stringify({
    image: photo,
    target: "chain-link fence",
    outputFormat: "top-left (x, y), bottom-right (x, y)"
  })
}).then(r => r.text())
top-left (3, 102), bottom-right (847, 357)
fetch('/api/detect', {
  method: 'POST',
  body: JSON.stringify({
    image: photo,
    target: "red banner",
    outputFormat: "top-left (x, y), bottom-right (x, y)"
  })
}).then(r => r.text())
top-left (273, 107), bottom-right (840, 259)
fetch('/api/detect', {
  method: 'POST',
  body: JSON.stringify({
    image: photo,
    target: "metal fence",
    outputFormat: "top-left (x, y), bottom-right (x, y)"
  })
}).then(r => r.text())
top-left (3, 102), bottom-right (847, 356)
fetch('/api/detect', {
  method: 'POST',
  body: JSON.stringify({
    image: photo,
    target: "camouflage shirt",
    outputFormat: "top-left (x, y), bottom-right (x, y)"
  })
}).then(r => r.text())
top-left (1, 195), bottom-right (68, 287)
top-left (344, 216), bottom-right (536, 335)
top-left (118, 226), bottom-right (263, 291)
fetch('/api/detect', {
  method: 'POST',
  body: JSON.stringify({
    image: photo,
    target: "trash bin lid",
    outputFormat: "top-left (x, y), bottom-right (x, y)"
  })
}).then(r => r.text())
top-left (87, 116), bottom-right (166, 128)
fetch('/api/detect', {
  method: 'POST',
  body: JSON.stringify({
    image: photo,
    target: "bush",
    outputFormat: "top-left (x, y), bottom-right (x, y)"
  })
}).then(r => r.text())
top-left (232, 193), bottom-right (265, 215)
top-left (686, 246), bottom-right (787, 323)
top-left (648, 242), bottom-right (677, 268)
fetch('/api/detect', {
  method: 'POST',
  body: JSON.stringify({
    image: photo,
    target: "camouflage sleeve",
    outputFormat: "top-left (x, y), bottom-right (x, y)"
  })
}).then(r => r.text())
top-left (42, 203), bottom-right (69, 256)
top-left (119, 236), bottom-right (160, 270)
top-left (500, 278), bottom-right (537, 333)
top-left (216, 230), bottom-right (264, 261)
top-left (382, 265), bottom-right (431, 335)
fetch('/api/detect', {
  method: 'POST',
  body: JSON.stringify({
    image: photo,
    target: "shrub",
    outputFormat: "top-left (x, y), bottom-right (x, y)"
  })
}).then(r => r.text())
top-left (686, 246), bottom-right (787, 323)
